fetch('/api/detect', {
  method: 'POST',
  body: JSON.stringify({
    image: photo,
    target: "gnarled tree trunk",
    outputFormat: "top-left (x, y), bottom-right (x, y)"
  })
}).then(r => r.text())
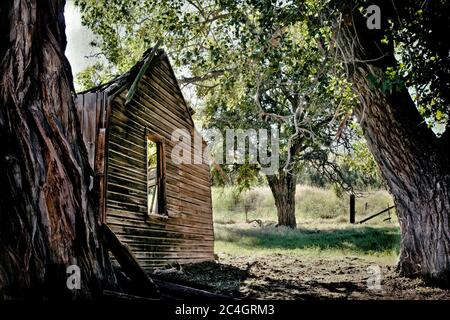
top-left (337, 5), bottom-right (450, 286)
top-left (0, 0), bottom-right (116, 299)
top-left (267, 172), bottom-right (297, 228)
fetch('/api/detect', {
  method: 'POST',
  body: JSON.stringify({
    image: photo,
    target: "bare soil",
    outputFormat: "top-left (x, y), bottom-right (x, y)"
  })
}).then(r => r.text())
top-left (152, 253), bottom-right (450, 300)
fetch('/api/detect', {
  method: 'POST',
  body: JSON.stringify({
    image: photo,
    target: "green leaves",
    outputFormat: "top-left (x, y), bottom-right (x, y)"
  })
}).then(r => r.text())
top-left (388, 0), bottom-right (450, 130)
top-left (75, 62), bottom-right (115, 90)
top-left (338, 122), bottom-right (384, 190)
top-left (367, 70), bottom-right (404, 94)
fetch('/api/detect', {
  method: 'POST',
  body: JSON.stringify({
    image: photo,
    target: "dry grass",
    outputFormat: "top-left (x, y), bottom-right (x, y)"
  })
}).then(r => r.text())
top-left (213, 185), bottom-right (396, 226)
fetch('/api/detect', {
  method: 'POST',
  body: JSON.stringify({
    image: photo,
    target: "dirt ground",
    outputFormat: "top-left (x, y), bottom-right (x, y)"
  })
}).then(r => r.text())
top-left (152, 253), bottom-right (450, 300)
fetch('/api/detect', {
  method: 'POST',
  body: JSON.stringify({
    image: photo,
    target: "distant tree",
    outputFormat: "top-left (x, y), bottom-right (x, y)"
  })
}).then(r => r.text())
top-left (198, 15), bottom-right (355, 228)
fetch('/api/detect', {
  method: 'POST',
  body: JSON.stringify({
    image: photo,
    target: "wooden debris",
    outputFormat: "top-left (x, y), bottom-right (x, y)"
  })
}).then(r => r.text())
top-left (102, 290), bottom-right (158, 301)
top-left (101, 223), bottom-right (160, 298)
top-left (153, 279), bottom-right (232, 301)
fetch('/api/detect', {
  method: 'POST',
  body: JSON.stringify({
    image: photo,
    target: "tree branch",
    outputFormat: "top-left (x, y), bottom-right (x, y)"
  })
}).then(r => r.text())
top-left (178, 69), bottom-right (232, 85)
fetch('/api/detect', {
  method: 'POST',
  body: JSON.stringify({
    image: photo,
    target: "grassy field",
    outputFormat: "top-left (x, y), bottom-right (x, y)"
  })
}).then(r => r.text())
top-left (212, 185), bottom-right (401, 264)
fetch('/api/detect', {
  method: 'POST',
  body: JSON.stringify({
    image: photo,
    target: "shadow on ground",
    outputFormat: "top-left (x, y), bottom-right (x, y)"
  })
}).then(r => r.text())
top-left (153, 254), bottom-right (450, 300)
top-left (151, 261), bottom-right (248, 297)
top-left (215, 225), bottom-right (401, 255)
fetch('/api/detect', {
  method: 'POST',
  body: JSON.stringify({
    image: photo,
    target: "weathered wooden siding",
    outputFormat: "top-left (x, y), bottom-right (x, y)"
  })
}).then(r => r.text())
top-left (75, 92), bottom-right (99, 170)
top-left (104, 56), bottom-right (214, 270)
top-left (74, 91), bottom-right (108, 194)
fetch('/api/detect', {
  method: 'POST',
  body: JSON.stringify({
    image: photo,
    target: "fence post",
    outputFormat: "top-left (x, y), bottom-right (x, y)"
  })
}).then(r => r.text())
top-left (350, 194), bottom-right (356, 224)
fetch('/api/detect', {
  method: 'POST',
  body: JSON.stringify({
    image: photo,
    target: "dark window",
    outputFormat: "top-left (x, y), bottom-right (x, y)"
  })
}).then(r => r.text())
top-left (146, 134), bottom-right (166, 216)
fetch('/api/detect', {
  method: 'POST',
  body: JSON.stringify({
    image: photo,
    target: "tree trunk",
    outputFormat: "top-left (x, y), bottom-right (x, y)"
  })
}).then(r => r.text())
top-left (0, 0), bottom-right (116, 298)
top-left (336, 5), bottom-right (450, 286)
top-left (267, 173), bottom-right (297, 228)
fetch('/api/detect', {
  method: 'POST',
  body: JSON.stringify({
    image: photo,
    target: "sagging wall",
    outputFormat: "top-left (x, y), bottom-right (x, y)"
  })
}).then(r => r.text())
top-left (104, 57), bottom-right (214, 269)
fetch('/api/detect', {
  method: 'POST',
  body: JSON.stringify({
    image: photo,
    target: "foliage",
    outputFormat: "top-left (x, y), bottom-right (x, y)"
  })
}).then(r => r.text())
top-left (388, 0), bottom-right (450, 130)
top-left (75, 61), bottom-right (115, 89)
top-left (337, 122), bottom-right (384, 190)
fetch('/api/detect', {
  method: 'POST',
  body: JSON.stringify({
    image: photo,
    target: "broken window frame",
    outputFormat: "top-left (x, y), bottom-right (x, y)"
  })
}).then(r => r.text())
top-left (146, 131), bottom-right (167, 219)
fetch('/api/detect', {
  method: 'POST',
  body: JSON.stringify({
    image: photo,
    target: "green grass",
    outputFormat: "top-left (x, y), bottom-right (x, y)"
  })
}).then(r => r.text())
top-left (212, 185), bottom-right (401, 263)
top-left (215, 223), bottom-right (400, 263)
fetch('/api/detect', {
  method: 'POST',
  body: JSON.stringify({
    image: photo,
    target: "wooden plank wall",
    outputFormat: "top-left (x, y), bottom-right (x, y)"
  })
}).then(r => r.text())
top-left (105, 57), bottom-right (214, 270)
top-left (75, 91), bottom-right (106, 185)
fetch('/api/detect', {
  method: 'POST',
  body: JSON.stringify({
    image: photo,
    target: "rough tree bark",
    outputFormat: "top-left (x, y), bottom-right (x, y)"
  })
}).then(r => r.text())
top-left (0, 0), bottom-right (116, 298)
top-left (336, 4), bottom-right (450, 286)
top-left (267, 172), bottom-right (297, 228)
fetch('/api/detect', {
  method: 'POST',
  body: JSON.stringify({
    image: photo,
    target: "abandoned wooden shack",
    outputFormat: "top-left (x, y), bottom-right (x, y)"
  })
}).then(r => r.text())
top-left (75, 47), bottom-right (214, 270)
